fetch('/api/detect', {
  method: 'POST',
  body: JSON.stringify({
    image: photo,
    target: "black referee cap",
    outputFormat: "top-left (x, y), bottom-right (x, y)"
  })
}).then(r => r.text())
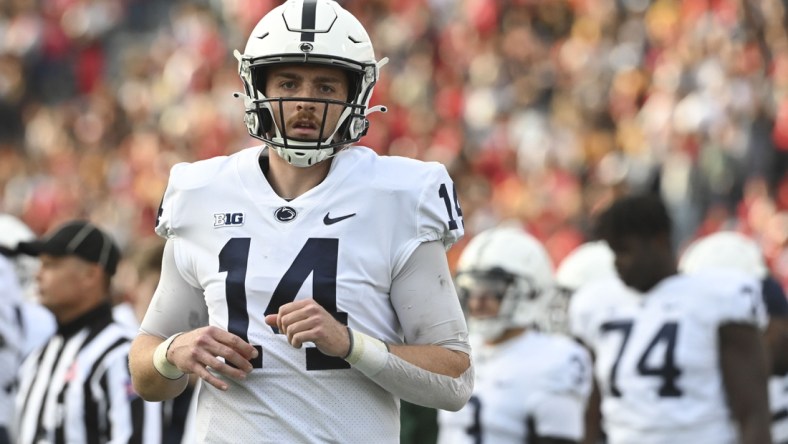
top-left (17, 220), bottom-right (121, 276)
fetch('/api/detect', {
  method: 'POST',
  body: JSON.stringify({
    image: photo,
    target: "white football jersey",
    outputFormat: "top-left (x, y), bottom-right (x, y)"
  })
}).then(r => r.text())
top-left (437, 331), bottom-right (592, 444)
top-left (0, 255), bottom-right (24, 427)
top-left (770, 371), bottom-right (788, 442)
top-left (569, 271), bottom-right (767, 444)
top-left (151, 146), bottom-right (463, 443)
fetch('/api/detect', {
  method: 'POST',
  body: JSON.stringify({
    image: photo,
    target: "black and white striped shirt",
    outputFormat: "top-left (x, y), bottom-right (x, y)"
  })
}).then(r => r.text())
top-left (13, 303), bottom-right (160, 444)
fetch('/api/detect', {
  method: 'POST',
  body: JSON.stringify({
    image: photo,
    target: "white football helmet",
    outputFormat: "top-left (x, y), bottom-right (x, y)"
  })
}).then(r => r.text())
top-left (550, 241), bottom-right (617, 333)
top-left (555, 241), bottom-right (617, 292)
top-left (0, 214), bottom-right (39, 292)
top-left (679, 231), bottom-right (767, 278)
top-left (455, 225), bottom-right (555, 342)
top-left (234, 0), bottom-right (388, 167)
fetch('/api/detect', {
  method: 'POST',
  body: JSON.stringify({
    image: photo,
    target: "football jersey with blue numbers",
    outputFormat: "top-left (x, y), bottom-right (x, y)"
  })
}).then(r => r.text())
top-left (150, 145), bottom-right (463, 444)
top-left (437, 331), bottom-right (592, 444)
top-left (569, 271), bottom-right (767, 444)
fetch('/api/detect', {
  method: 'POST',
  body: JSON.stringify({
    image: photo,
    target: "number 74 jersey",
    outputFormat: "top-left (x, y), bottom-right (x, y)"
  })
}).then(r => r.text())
top-left (149, 145), bottom-right (464, 443)
top-left (568, 272), bottom-right (767, 444)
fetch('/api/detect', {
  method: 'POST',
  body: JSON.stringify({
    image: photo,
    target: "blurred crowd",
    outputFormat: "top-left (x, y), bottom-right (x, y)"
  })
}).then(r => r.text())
top-left (0, 0), bottom-right (787, 285)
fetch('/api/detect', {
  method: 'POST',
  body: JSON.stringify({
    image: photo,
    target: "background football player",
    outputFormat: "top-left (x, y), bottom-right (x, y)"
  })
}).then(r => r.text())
top-left (551, 240), bottom-right (618, 335)
top-left (680, 231), bottom-right (788, 443)
top-left (570, 194), bottom-right (772, 444)
top-left (438, 225), bottom-right (592, 444)
top-left (0, 214), bottom-right (56, 444)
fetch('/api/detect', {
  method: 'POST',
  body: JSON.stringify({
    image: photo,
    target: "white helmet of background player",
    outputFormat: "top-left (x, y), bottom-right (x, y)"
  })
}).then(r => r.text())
top-left (678, 231), bottom-right (768, 278)
top-left (556, 241), bottom-right (617, 292)
top-left (550, 241), bottom-right (617, 333)
top-left (455, 225), bottom-right (555, 342)
top-left (0, 214), bottom-right (38, 291)
top-left (234, 0), bottom-right (388, 167)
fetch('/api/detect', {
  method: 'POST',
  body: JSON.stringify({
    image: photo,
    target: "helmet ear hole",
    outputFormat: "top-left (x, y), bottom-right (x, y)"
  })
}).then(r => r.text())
top-left (252, 67), bottom-right (267, 100)
top-left (341, 117), bottom-right (369, 140)
top-left (260, 109), bottom-right (274, 135)
top-left (244, 108), bottom-right (275, 138)
top-left (345, 71), bottom-right (362, 103)
top-left (358, 118), bottom-right (370, 137)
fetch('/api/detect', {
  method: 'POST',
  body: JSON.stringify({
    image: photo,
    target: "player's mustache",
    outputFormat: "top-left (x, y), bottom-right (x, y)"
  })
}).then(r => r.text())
top-left (285, 109), bottom-right (324, 129)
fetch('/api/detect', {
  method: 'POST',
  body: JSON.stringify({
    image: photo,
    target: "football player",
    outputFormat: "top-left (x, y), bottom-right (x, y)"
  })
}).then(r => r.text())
top-left (438, 225), bottom-right (592, 444)
top-left (128, 1), bottom-right (473, 443)
top-left (0, 250), bottom-right (24, 444)
top-left (680, 231), bottom-right (788, 443)
top-left (551, 240), bottom-right (617, 335)
top-left (0, 215), bottom-right (55, 355)
top-left (556, 240), bottom-right (619, 443)
top-left (570, 194), bottom-right (772, 444)
top-left (0, 215), bottom-right (56, 444)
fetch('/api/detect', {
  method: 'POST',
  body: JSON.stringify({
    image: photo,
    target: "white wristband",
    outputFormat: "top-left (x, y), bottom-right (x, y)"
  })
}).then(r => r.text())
top-left (344, 329), bottom-right (389, 376)
top-left (153, 333), bottom-right (186, 380)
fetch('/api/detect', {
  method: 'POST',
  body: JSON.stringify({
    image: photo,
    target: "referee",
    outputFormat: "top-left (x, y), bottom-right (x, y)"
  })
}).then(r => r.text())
top-left (11, 220), bottom-right (161, 444)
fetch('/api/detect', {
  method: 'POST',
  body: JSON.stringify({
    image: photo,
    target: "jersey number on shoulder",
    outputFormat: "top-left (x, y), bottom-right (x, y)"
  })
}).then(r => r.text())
top-left (600, 320), bottom-right (682, 397)
top-left (438, 183), bottom-right (463, 230)
top-left (219, 237), bottom-right (349, 371)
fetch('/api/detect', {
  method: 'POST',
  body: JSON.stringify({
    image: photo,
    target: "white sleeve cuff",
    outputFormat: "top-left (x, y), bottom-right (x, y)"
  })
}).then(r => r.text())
top-left (345, 329), bottom-right (389, 375)
top-left (153, 332), bottom-right (186, 380)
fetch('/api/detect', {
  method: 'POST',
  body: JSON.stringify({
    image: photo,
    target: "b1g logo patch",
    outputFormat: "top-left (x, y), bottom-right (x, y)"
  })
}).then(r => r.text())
top-left (214, 212), bottom-right (245, 227)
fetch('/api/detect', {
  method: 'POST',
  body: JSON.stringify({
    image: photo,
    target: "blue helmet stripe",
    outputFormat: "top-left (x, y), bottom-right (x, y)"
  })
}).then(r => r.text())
top-left (301, 0), bottom-right (317, 42)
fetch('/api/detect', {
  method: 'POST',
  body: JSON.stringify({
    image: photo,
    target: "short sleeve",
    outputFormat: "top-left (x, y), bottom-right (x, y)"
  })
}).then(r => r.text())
top-left (391, 162), bottom-right (464, 277)
top-left (531, 343), bottom-right (593, 440)
top-left (709, 273), bottom-right (768, 330)
top-left (568, 285), bottom-right (597, 347)
top-left (415, 163), bottom-right (464, 250)
top-left (548, 341), bottom-right (594, 399)
top-left (154, 162), bottom-right (189, 239)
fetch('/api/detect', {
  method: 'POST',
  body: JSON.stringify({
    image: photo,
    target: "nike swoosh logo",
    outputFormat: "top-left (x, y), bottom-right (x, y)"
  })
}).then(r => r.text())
top-left (323, 212), bottom-right (356, 225)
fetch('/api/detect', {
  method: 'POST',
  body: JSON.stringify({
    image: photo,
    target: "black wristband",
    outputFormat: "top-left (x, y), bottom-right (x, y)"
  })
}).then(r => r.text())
top-left (342, 326), bottom-right (354, 360)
